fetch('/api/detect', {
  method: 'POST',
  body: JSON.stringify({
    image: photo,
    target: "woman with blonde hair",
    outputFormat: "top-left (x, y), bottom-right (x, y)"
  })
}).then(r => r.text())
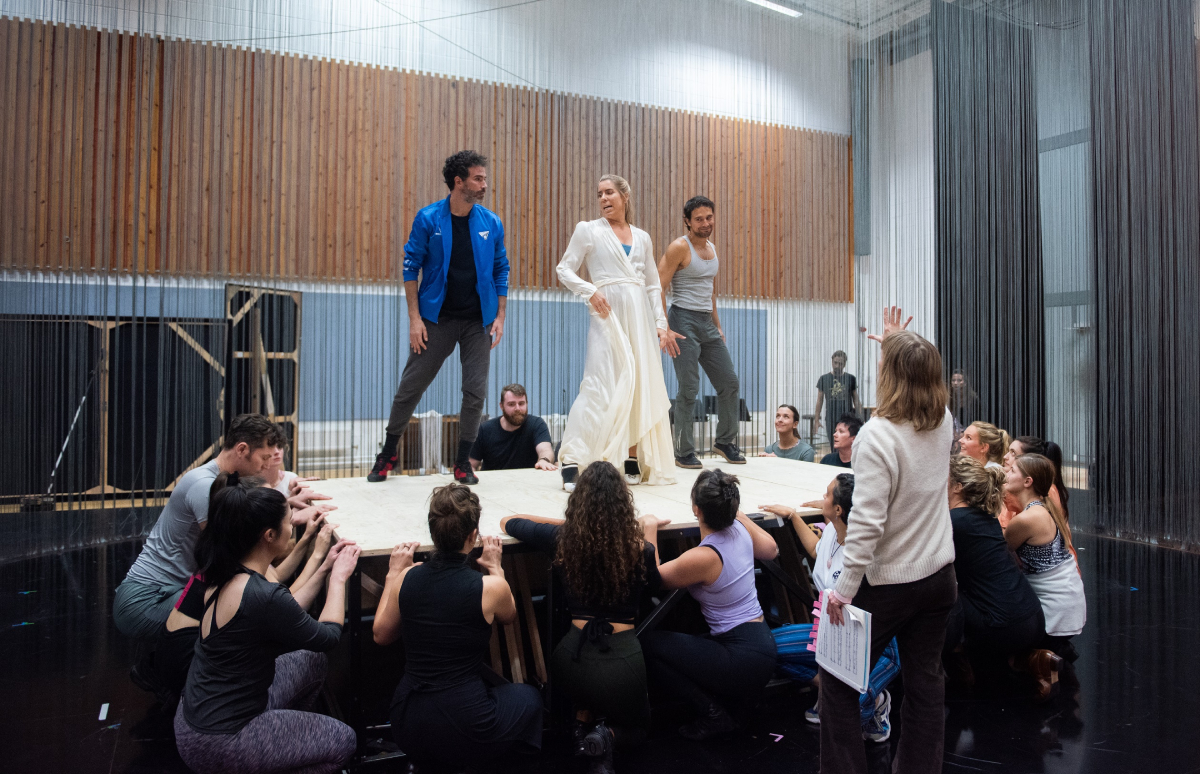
top-left (958, 421), bottom-right (1009, 469)
top-left (1004, 453), bottom-right (1086, 656)
top-left (821, 307), bottom-right (956, 774)
top-left (556, 175), bottom-right (684, 492)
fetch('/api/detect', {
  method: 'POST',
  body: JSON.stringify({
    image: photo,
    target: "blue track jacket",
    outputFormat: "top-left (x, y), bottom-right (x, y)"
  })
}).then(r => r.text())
top-left (402, 198), bottom-right (509, 327)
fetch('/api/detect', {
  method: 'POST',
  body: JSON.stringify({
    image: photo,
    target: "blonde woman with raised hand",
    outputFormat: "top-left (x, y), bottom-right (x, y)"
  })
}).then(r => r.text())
top-left (556, 175), bottom-right (685, 492)
top-left (821, 307), bottom-right (956, 774)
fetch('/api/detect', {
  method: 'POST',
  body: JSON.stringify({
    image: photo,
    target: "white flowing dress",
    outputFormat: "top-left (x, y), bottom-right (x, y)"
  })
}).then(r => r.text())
top-left (556, 219), bottom-right (676, 486)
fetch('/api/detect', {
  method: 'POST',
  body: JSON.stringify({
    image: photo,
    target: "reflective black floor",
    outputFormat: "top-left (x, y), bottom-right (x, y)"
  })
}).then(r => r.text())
top-left (1, 532), bottom-right (1194, 774)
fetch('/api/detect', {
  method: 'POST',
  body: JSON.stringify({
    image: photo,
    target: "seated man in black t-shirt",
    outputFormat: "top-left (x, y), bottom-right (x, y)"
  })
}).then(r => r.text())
top-left (470, 383), bottom-right (557, 471)
top-left (819, 413), bottom-right (863, 468)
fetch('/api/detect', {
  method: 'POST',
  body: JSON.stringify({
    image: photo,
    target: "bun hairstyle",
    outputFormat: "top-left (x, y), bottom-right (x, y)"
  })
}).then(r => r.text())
top-left (691, 469), bottom-right (741, 531)
top-left (599, 174), bottom-right (634, 224)
top-left (779, 404), bottom-right (802, 439)
top-left (948, 454), bottom-right (1004, 516)
top-left (428, 483), bottom-right (482, 553)
top-left (969, 421), bottom-right (1010, 464)
top-left (831, 473), bottom-right (855, 523)
top-left (194, 472), bottom-right (289, 587)
top-left (1013, 435), bottom-right (1069, 518)
top-left (1014, 453), bottom-right (1074, 552)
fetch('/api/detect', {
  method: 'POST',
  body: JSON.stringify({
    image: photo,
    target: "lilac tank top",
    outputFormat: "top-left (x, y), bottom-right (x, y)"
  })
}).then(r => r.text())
top-left (689, 521), bottom-right (763, 635)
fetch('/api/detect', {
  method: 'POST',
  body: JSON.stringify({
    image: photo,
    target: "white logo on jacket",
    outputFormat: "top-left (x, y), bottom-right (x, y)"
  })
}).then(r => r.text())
top-left (479, 231), bottom-right (490, 240)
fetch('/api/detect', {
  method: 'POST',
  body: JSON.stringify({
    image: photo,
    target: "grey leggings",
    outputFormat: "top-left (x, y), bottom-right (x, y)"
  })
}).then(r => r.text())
top-left (174, 651), bottom-right (356, 774)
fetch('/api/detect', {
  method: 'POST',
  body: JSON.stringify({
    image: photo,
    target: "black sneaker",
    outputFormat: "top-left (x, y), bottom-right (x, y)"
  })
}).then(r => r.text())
top-left (675, 453), bottom-right (703, 469)
top-left (582, 721), bottom-right (615, 774)
top-left (571, 719), bottom-right (592, 756)
top-left (453, 463), bottom-right (479, 485)
top-left (713, 442), bottom-right (746, 464)
top-left (624, 457), bottom-right (642, 484)
top-left (367, 452), bottom-right (397, 482)
top-left (561, 464), bottom-right (578, 492)
top-left (678, 703), bottom-right (736, 741)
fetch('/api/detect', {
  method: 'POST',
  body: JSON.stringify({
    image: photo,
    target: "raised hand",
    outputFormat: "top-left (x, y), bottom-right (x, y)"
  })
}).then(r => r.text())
top-left (477, 535), bottom-right (505, 575)
top-left (331, 544), bottom-right (362, 583)
top-left (867, 305), bottom-right (913, 343)
top-left (389, 541), bottom-right (421, 576)
top-left (758, 504), bottom-right (797, 520)
top-left (291, 502), bottom-right (337, 527)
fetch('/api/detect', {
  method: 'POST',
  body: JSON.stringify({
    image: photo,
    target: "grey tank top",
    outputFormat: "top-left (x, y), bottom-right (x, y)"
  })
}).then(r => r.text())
top-left (670, 238), bottom-right (718, 312)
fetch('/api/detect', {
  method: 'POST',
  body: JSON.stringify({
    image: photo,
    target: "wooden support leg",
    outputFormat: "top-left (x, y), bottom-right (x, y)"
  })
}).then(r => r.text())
top-left (514, 554), bottom-right (548, 684)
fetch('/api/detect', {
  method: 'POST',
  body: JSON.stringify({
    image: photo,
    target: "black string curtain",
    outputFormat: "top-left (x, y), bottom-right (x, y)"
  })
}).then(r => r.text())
top-left (1089, 0), bottom-right (1200, 548)
top-left (932, 0), bottom-right (1046, 439)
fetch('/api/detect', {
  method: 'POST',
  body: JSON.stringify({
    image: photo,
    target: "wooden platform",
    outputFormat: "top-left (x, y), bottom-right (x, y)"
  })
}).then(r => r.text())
top-left (314, 456), bottom-right (842, 554)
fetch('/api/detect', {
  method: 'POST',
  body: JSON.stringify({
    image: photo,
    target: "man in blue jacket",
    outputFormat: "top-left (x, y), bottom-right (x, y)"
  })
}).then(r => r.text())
top-left (368, 150), bottom-right (508, 485)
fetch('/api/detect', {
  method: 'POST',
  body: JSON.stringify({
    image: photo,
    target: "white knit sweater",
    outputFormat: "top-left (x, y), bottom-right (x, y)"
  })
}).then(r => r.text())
top-left (833, 408), bottom-right (956, 600)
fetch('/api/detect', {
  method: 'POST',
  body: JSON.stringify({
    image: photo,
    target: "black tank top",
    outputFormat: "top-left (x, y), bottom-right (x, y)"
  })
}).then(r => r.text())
top-left (397, 551), bottom-right (491, 688)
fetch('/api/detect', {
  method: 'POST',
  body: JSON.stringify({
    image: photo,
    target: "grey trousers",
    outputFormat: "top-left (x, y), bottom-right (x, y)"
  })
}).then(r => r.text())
top-left (386, 317), bottom-right (491, 443)
top-left (668, 306), bottom-right (740, 457)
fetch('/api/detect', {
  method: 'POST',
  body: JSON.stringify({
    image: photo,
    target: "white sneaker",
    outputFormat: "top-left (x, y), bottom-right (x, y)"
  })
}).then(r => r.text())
top-left (862, 689), bottom-right (891, 743)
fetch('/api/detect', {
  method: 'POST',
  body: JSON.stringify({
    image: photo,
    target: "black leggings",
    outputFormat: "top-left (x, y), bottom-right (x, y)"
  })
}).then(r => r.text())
top-left (552, 627), bottom-right (650, 747)
top-left (641, 620), bottom-right (777, 713)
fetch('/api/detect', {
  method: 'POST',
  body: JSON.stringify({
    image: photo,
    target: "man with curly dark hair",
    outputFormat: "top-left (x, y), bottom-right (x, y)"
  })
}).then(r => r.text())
top-left (368, 150), bottom-right (510, 486)
top-left (501, 461), bottom-right (665, 774)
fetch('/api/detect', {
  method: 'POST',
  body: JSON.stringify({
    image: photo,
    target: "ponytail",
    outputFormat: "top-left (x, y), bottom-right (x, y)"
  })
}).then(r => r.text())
top-left (1015, 453), bottom-right (1073, 553)
top-left (691, 469), bottom-right (741, 530)
top-left (970, 421), bottom-right (1010, 464)
top-left (194, 473), bottom-right (288, 587)
top-left (781, 404), bottom-right (802, 440)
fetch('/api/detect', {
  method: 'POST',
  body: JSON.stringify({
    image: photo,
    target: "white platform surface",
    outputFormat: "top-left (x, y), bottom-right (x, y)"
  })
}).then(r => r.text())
top-left (313, 457), bottom-right (843, 555)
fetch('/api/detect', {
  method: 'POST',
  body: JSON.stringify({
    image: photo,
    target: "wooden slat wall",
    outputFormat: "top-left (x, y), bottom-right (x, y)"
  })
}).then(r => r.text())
top-left (0, 17), bottom-right (852, 302)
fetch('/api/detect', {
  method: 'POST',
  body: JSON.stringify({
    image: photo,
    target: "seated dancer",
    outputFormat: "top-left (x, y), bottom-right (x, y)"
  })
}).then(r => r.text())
top-left (640, 470), bottom-right (778, 740)
top-left (999, 435), bottom-right (1069, 528)
top-left (369, 150), bottom-right (509, 486)
top-left (762, 474), bottom-right (898, 742)
top-left (656, 195), bottom-right (745, 468)
top-left (958, 421), bottom-right (1009, 469)
top-left (375, 485), bottom-right (542, 771)
top-left (945, 456), bottom-right (1057, 696)
top-left (115, 414), bottom-right (286, 644)
top-left (819, 413), bottom-right (862, 468)
top-left (174, 476), bottom-right (360, 774)
top-left (1004, 453), bottom-right (1086, 660)
top-left (502, 461), bottom-right (663, 774)
top-left (470, 383), bottom-right (557, 471)
top-left (760, 404), bottom-right (815, 461)
top-left (154, 474), bottom-right (341, 704)
top-left (556, 174), bottom-right (684, 492)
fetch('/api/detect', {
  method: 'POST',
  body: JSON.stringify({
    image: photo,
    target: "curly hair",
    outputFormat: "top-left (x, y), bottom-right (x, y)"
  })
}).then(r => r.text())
top-left (949, 454), bottom-right (1004, 517)
top-left (556, 461), bottom-right (646, 608)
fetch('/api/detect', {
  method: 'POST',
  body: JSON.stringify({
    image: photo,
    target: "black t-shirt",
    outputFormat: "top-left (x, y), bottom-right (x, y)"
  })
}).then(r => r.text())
top-left (439, 213), bottom-right (482, 321)
top-left (503, 518), bottom-right (661, 623)
top-left (950, 507), bottom-right (1043, 629)
top-left (819, 452), bottom-right (852, 469)
top-left (817, 371), bottom-right (857, 420)
top-left (470, 416), bottom-right (552, 470)
top-left (182, 572), bottom-right (342, 734)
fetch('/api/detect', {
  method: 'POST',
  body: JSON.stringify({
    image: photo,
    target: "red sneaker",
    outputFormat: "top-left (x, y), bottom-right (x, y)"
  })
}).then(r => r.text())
top-left (367, 452), bottom-right (396, 482)
top-left (454, 463), bottom-right (479, 485)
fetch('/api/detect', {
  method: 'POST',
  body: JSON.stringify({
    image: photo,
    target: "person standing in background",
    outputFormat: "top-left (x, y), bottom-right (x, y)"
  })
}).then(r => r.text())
top-left (813, 351), bottom-right (862, 449)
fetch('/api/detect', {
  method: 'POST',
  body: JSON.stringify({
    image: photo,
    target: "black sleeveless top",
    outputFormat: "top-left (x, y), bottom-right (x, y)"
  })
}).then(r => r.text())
top-left (398, 552), bottom-right (491, 689)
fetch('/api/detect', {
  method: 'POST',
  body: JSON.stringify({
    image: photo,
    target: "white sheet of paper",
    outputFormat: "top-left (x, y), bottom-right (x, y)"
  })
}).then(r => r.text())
top-left (815, 595), bottom-right (872, 694)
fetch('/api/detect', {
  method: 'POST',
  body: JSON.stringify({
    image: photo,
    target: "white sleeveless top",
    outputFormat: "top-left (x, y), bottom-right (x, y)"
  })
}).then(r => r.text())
top-left (669, 237), bottom-right (718, 312)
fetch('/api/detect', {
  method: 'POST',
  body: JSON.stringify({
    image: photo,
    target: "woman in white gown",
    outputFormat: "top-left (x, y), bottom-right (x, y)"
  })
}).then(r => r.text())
top-left (556, 175), bottom-right (683, 491)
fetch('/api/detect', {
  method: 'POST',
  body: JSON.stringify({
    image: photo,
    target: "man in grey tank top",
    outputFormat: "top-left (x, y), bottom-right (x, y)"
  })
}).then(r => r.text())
top-left (658, 196), bottom-right (744, 468)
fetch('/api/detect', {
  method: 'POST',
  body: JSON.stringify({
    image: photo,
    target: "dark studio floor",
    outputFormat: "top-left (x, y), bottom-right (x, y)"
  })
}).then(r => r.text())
top-left (1, 531), bottom-right (1195, 774)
